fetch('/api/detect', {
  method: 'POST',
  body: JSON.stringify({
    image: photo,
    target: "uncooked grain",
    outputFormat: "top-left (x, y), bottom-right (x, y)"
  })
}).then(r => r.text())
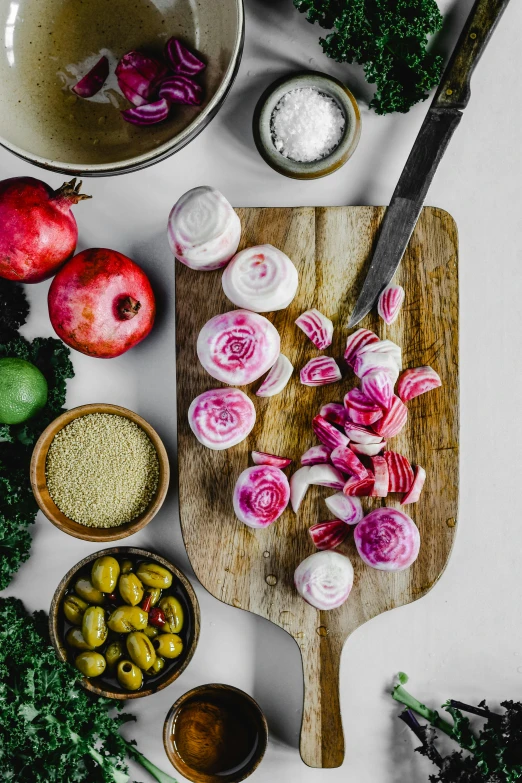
top-left (46, 413), bottom-right (159, 528)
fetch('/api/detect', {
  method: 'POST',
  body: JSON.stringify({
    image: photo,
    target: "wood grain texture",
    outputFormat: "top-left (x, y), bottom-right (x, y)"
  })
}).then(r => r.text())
top-left (176, 206), bottom-right (459, 768)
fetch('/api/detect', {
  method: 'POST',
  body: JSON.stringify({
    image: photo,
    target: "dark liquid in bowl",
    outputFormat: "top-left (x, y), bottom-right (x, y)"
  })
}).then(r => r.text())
top-left (172, 692), bottom-right (261, 776)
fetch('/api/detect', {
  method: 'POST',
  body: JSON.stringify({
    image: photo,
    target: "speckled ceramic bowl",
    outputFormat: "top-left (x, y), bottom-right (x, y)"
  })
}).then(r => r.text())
top-left (253, 71), bottom-right (361, 179)
top-left (0, 0), bottom-right (243, 175)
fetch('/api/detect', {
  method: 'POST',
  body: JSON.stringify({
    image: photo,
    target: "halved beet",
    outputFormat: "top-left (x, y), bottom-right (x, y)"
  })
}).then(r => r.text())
top-left (188, 388), bottom-right (255, 450)
top-left (233, 465), bottom-right (290, 528)
top-left (354, 507), bottom-right (420, 571)
top-left (294, 551), bottom-right (354, 609)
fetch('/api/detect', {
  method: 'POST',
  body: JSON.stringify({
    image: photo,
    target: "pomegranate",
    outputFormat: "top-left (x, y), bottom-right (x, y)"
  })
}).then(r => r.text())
top-left (0, 177), bottom-right (90, 282)
top-left (48, 248), bottom-right (156, 358)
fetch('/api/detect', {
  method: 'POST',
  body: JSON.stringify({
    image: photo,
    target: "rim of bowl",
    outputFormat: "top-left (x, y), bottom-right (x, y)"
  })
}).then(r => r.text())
top-left (0, 0), bottom-right (244, 176)
top-left (49, 546), bottom-right (201, 699)
top-left (163, 683), bottom-right (268, 782)
top-left (30, 403), bottom-right (170, 542)
top-left (253, 70), bottom-right (361, 180)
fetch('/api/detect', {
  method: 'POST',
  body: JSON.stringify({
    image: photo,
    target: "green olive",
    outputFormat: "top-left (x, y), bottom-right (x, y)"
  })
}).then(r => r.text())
top-left (118, 573), bottom-right (144, 606)
top-left (91, 556), bottom-right (120, 593)
top-left (153, 633), bottom-right (183, 659)
top-left (159, 596), bottom-right (184, 634)
top-left (143, 624), bottom-right (160, 639)
top-left (105, 640), bottom-right (124, 670)
top-left (75, 651), bottom-right (106, 678)
top-left (148, 587), bottom-right (162, 606)
top-left (74, 576), bottom-right (104, 605)
top-left (66, 627), bottom-right (94, 651)
top-left (63, 594), bottom-right (89, 626)
top-left (117, 660), bottom-right (143, 691)
top-left (147, 656), bottom-right (165, 676)
top-left (126, 631), bottom-right (156, 670)
top-left (82, 606), bottom-right (108, 648)
top-left (107, 605), bottom-right (148, 633)
top-left (121, 559), bottom-right (134, 574)
top-left (136, 562), bottom-right (172, 589)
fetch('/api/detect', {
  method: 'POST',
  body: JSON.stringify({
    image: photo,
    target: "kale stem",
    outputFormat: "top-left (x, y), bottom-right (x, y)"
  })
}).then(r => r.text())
top-left (448, 700), bottom-right (502, 721)
top-left (124, 743), bottom-right (179, 783)
top-left (399, 709), bottom-right (443, 767)
top-left (392, 684), bottom-right (455, 738)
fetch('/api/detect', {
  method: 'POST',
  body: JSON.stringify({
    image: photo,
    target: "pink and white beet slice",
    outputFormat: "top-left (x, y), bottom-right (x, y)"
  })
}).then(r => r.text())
top-left (256, 354), bottom-right (293, 397)
top-left (309, 520), bottom-right (349, 550)
top-left (295, 308), bottom-right (333, 350)
top-left (350, 441), bottom-right (386, 457)
top-left (307, 464), bottom-right (345, 490)
top-left (354, 507), bottom-right (420, 571)
top-left (300, 356), bottom-right (341, 387)
top-left (330, 446), bottom-right (369, 479)
top-left (222, 244), bottom-right (298, 312)
top-left (344, 329), bottom-right (379, 367)
top-left (251, 451), bottom-right (292, 468)
top-left (397, 366), bottom-right (442, 402)
top-left (344, 422), bottom-right (383, 445)
top-left (312, 416), bottom-right (349, 450)
top-left (290, 466), bottom-right (311, 512)
top-left (384, 451), bottom-right (414, 493)
top-left (319, 402), bottom-right (348, 427)
top-left (233, 465), bottom-right (290, 528)
top-left (294, 551), bottom-right (354, 609)
top-left (324, 492), bottom-right (363, 525)
top-left (301, 445), bottom-right (332, 465)
top-left (401, 465), bottom-right (426, 505)
top-left (372, 395), bottom-right (408, 439)
top-left (377, 284), bottom-right (405, 325)
top-left (188, 388), bottom-right (255, 450)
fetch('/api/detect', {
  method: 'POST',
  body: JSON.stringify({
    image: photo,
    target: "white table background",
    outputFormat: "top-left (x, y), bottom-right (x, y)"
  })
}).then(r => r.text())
top-left (3, 0), bottom-right (522, 780)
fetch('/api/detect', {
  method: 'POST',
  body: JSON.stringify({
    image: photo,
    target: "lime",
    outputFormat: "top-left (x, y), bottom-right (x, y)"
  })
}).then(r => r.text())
top-left (0, 358), bottom-right (48, 425)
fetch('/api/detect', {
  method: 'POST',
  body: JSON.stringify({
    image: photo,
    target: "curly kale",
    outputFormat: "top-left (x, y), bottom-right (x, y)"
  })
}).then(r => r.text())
top-left (0, 596), bottom-right (178, 783)
top-left (0, 292), bottom-right (75, 590)
top-left (0, 279), bottom-right (29, 342)
top-left (392, 675), bottom-right (522, 782)
top-left (293, 0), bottom-right (444, 114)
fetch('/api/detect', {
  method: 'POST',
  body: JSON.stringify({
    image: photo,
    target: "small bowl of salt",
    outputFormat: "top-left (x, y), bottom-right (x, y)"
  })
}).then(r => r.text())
top-left (253, 71), bottom-right (361, 179)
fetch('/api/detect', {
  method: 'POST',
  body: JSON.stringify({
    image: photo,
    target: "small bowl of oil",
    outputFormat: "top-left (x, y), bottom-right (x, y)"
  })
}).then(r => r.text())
top-left (163, 684), bottom-right (268, 783)
top-left (0, 0), bottom-right (243, 175)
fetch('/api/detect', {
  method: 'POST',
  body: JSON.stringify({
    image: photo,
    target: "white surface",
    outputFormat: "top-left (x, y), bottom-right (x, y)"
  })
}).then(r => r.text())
top-left (3, 1), bottom-right (522, 781)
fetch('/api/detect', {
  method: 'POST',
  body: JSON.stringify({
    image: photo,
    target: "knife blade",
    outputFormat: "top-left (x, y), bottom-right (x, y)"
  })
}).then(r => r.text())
top-left (348, 0), bottom-right (511, 328)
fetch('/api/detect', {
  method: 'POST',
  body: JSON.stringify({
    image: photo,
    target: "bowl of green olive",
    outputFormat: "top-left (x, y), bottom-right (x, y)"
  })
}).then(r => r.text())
top-left (49, 547), bottom-right (200, 699)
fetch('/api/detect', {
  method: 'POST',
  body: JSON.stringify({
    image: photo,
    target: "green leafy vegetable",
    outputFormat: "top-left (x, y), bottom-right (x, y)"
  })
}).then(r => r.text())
top-left (0, 281), bottom-right (74, 590)
top-left (0, 596), bottom-right (179, 783)
top-left (293, 0), bottom-right (444, 114)
top-left (392, 674), bottom-right (522, 781)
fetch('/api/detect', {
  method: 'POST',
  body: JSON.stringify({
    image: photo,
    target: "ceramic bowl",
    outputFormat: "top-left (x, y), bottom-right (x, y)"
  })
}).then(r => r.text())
top-left (0, 0), bottom-right (243, 175)
top-left (49, 546), bottom-right (201, 699)
top-left (253, 71), bottom-right (361, 179)
top-left (163, 684), bottom-right (268, 782)
top-left (30, 403), bottom-right (169, 542)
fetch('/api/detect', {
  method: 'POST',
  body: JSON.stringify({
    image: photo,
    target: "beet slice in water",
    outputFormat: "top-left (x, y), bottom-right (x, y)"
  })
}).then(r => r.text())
top-left (72, 56), bottom-right (109, 98)
top-left (165, 38), bottom-right (206, 76)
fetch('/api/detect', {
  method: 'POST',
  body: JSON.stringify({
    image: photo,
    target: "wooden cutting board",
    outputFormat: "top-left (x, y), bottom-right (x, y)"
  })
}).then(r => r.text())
top-left (176, 206), bottom-right (458, 768)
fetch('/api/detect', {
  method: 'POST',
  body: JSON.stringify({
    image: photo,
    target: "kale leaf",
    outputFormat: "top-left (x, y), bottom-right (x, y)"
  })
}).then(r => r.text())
top-left (0, 279), bottom-right (29, 342)
top-left (293, 0), bottom-right (444, 114)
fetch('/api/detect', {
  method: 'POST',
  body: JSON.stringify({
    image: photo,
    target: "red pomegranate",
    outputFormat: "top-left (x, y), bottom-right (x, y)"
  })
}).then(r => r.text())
top-left (48, 248), bottom-right (156, 358)
top-left (0, 177), bottom-right (90, 283)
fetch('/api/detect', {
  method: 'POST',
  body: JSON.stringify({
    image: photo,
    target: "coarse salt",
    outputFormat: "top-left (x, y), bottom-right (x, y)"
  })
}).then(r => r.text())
top-left (271, 87), bottom-right (345, 163)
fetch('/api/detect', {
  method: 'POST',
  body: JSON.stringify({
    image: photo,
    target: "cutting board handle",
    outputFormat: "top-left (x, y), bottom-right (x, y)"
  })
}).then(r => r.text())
top-left (299, 635), bottom-right (345, 768)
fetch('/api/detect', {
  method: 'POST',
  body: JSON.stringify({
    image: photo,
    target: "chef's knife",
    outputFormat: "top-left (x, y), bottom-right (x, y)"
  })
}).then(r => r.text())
top-left (348, 0), bottom-right (511, 328)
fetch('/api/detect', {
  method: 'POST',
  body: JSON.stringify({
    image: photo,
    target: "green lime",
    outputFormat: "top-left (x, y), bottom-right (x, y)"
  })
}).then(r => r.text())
top-left (0, 358), bottom-right (48, 425)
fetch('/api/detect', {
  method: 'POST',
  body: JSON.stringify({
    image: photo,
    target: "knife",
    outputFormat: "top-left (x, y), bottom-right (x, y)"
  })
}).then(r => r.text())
top-left (348, 0), bottom-right (511, 328)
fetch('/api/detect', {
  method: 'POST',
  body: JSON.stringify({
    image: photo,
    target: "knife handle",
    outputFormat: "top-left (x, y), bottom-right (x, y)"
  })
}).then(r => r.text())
top-left (433, 0), bottom-right (510, 110)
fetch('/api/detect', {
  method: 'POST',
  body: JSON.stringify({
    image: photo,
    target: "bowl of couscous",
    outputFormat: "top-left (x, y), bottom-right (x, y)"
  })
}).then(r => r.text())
top-left (30, 403), bottom-right (170, 542)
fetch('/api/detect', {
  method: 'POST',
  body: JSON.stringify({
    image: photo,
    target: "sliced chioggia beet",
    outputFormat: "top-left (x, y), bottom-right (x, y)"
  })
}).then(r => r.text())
top-left (378, 284), bottom-right (405, 325)
top-left (350, 441), bottom-right (386, 457)
top-left (188, 388), bottom-right (255, 450)
top-left (344, 328), bottom-right (379, 367)
top-left (116, 51), bottom-right (167, 106)
top-left (197, 310), bottom-right (280, 386)
top-left (384, 451), bottom-right (414, 492)
top-left (307, 464), bottom-right (345, 490)
top-left (343, 474), bottom-right (375, 496)
top-left (370, 456), bottom-right (389, 497)
top-left (312, 415), bottom-right (349, 450)
top-left (165, 38), bottom-right (206, 76)
top-left (353, 347), bottom-right (400, 384)
top-left (300, 356), bottom-right (342, 387)
top-left (222, 244), bottom-right (298, 312)
top-left (290, 466), bottom-right (311, 512)
top-left (354, 507), bottom-right (420, 571)
top-left (295, 308), bottom-right (333, 350)
top-left (233, 465), bottom-right (290, 528)
top-left (360, 369), bottom-right (393, 410)
top-left (301, 445), bottom-right (332, 465)
top-left (324, 492), bottom-right (363, 525)
top-left (72, 56), bottom-right (109, 98)
top-left (294, 551), bottom-right (354, 609)
top-left (251, 451), bottom-right (292, 468)
top-left (401, 465), bottom-right (426, 505)
top-left (372, 395), bottom-right (408, 439)
top-left (319, 402), bottom-right (348, 427)
top-left (344, 422), bottom-right (383, 445)
top-left (159, 75), bottom-right (203, 105)
top-left (256, 354), bottom-right (293, 397)
top-left (344, 388), bottom-right (383, 426)
top-left (121, 98), bottom-right (170, 125)
top-left (397, 366), bottom-right (442, 402)
top-left (168, 186), bottom-right (241, 271)
top-left (331, 446), bottom-right (369, 479)
top-left (355, 339), bottom-right (402, 369)
top-left (309, 520), bottom-right (349, 550)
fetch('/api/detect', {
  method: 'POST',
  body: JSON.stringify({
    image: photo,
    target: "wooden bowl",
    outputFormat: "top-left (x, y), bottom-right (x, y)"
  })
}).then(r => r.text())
top-left (163, 684), bottom-right (268, 782)
top-left (49, 546), bottom-right (201, 699)
top-left (30, 403), bottom-right (169, 542)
